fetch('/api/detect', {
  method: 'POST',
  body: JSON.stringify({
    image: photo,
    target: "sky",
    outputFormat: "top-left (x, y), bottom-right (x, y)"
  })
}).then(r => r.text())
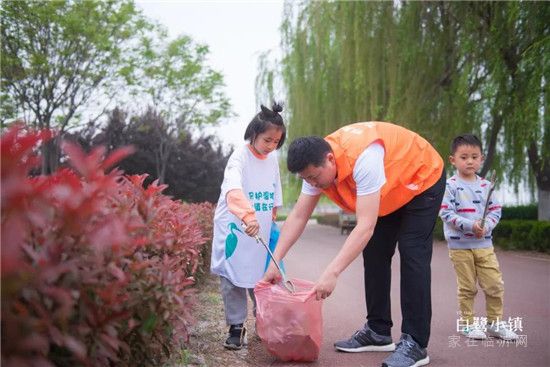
top-left (136, 0), bottom-right (284, 150)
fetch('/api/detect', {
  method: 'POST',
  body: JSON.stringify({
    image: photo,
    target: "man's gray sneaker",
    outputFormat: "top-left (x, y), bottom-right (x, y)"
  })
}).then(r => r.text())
top-left (382, 333), bottom-right (429, 367)
top-left (334, 323), bottom-right (396, 352)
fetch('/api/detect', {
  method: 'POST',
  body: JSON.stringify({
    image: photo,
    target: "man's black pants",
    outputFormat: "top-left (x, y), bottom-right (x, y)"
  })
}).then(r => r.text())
top-left (363, 172), bottom-right (446, 348)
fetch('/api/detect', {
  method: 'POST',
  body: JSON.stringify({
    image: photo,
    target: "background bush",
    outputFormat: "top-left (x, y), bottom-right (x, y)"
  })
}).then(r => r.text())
top-left (317, 208), bottom-right (549, 253)
top-left (79, 108), bottom-right (231, 204)
top-left (433, 211), bottom-right (549, 252)
top-left (314, 213), bottom-right (338, 227)
top-left (501, 204), bottom-right (538, 220)
top-left (1, 125), bottom-right (214, 366)
top-left (493, 220), bottom-right (550, 252)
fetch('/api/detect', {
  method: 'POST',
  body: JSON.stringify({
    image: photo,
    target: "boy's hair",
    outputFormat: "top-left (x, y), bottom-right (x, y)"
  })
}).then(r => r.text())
top-left (287, 136), bottom-right (332, 173)
top-left (244, 102), bottom-right (286, 149)
top-left (451, 134), bottom-right (483, 154)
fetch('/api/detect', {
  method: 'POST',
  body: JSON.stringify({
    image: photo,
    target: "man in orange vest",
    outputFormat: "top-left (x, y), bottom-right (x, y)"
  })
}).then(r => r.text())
top-left (263, 122), bottom-right (445, 367)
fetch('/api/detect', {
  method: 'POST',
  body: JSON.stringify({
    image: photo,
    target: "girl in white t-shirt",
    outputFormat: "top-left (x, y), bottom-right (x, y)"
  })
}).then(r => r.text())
top-left (210, 103), bottom-right (285, 350)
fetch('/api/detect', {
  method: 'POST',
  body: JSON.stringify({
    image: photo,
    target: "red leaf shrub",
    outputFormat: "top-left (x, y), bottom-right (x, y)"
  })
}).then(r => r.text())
top-left (182, 201), bottom-right (215, 282)
top-left (1, 125), bottom-right (213, 366)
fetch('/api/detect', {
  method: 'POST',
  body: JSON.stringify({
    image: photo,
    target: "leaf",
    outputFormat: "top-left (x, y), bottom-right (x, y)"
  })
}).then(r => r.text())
top-left (101, 146), bottom-right (136, 171)
top-left (140, 313), bottom-right (158, 334)
top-left (63, 335), bottom-right (87, 359)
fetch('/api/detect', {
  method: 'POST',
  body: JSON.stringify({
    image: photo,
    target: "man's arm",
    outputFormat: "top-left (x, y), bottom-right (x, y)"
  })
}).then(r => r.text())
top-left (262, 192), bottom-right (320, 283)
top-left (312, 190), bottom-right (380, 300)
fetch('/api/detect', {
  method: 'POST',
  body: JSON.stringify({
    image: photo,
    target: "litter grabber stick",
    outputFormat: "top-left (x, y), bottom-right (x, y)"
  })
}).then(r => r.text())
top-left (480, 170), bottom-right (497, 230)
top-left (241, 223), bottom-right (295, 293)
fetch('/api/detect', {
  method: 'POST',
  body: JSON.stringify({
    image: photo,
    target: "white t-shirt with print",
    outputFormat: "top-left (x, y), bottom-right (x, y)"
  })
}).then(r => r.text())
top-left (210, 145), bottom-right (283, 288)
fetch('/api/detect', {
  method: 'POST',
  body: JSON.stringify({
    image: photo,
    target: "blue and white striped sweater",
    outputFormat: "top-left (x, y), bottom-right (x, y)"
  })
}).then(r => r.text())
top-left (439, 174), bottom-right (502, 250)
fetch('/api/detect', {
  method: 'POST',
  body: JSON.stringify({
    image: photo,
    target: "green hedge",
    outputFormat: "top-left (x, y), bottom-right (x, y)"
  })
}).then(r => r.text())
top-left (316, 213), bottom-right (339, 226)
top-left (493, 220), bottom-right (550, 252)
top-left (434, 218), bottom-right (549, 252)
top-left (319, 214), bottom-right (550, 253)
top-left (501, 204), bottom-right (538, 220)
top-left (277, 214), bottom-right (321, 222)
top-left (433, 218), bottom-right (445, 241)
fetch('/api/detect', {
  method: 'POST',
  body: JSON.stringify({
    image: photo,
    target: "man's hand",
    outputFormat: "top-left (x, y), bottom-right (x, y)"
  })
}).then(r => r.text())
top-left (473, 220), bottom-right (485, 239)
top-left (262, 262), bottom-right (282, 284)
top-left (244, 219), bottom-right (260, 237)
top-left (311, 271), bottom-right (338, 301)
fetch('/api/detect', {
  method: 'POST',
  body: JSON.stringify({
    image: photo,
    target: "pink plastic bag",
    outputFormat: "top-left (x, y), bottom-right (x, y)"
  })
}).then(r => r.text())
top-left (254, 278), bottom-right (323, 362)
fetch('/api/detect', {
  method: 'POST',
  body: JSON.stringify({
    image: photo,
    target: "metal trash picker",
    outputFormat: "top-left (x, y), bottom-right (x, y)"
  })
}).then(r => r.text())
top-left (241, 223), bottom-right (295, 293)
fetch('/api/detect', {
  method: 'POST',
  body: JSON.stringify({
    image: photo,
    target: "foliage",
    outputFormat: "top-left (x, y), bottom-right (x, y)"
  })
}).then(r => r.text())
top-left (0, 0), bottom-right (151, 173)
top-left (432, 218), bottom-right (445, 242)
top-left (1, 0), bottom-right (232, 178)
top-left (316, 213), bottom-right (548, 252)
top-left (493, 220), bottom-right (550, 252)
top-left (1, 125), bottom-right (214, 366)
top-left (432, 217), bottom-right (550, 252)
top-left (315, 213), bottom-right (339, 227)
top-left (260, 1), bottom-right (548, 217)
top-left (127, 34), bottom-right (231, 126)
top-left (183, 202), bottom-right (216, 283)
top-left (119, 31), bottom-right (232, 187)
top-left (86, 108), bottom-right (230, 203)
top-left (501, 205), bottom-right (538, 220)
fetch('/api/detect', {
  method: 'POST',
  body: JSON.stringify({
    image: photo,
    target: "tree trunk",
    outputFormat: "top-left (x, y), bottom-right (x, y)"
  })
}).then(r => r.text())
top-left (480, 112), bottom-right (503, 177)
top-left (539, 188), bottom-right (550, 221)
top-left (40, 137), bottom-right (60, 175)
top-left (155, 137), bottom-right (172, 185)
top-left (527, 140), bottom-right (550, 221)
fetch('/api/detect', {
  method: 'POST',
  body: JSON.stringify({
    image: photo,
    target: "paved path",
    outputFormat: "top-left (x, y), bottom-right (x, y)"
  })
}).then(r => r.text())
top-left (257, 222), bottom-right (550, 367)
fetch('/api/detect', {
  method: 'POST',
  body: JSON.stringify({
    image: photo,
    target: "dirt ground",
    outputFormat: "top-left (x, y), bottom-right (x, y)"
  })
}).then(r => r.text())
top-left (173, 274), bottom-right (274, 367)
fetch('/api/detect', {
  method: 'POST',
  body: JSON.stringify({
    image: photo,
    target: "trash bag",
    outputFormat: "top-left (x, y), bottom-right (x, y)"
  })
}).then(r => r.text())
top-left (254, 278), bottom-right (323, 362)
top-left (264, 222), bottom-right (285, 273)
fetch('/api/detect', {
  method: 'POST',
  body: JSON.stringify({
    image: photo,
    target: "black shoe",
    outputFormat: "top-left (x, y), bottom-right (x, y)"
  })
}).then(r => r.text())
top-left (223, 324), bottom-right (247, 350)
top-left (334, 323), bottom-right (395, 352)
top-left (381, 333), bottom-right (429, 367)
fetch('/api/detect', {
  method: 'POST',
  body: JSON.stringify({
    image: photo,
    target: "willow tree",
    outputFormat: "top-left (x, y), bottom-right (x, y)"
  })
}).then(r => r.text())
top-left (437, 2), bottom-right (549, 218)
top-left (462, 2), bottom-right (550, 220)
top-left (258, 0), bottom-right (549, 219)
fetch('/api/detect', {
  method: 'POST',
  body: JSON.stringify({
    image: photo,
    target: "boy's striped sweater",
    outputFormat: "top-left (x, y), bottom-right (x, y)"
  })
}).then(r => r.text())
top-left (439, 174), bottom-right (501, 249)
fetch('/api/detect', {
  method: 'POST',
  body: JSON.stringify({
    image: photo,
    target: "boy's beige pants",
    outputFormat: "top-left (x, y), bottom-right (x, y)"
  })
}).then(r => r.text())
top-left (449, 247), bottom-right (504, 323)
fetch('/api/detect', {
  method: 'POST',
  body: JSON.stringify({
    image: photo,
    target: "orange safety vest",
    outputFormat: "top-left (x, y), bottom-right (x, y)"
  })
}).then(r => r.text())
top-left (322, 122), bottom-right (443, 216)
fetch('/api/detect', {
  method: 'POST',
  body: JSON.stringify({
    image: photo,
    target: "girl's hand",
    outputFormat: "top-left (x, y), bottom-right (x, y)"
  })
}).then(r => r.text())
top-left (244, 219), bottom-right (260, 237)
top-left (262, 262), bottom-right (282, 284)
top-left (312, 271), bottom-right (338, 301)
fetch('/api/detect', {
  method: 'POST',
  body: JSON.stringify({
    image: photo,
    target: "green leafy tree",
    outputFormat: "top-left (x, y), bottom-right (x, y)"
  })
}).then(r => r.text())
top-left (1, 0), bottom-right (150, 174)
top-left (463, 2), bottom-right (550, 220)
top-left (259, 1), bottom-right (549, 219)
top-left (123, 33), bottom-right (232, 183)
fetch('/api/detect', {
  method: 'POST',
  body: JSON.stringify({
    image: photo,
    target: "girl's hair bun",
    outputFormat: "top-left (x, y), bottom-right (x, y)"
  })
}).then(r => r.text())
top-left (260, 104), bottom-right (272, 116)
top-left (271, 102), bottom-right (283, 114)
top-left (245, 101), bottom-right (286, 147)
top-left (260, 102), bottom-right (283, 118)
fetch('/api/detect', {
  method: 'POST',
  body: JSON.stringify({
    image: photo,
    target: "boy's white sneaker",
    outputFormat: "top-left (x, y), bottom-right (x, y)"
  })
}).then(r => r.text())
top-left (486, 321), bottom-right (519, 341)
top-left (460, 325), bottom-right (487, 340)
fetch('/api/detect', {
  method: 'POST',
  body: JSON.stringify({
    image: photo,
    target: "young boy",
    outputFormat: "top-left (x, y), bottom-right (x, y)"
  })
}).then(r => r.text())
top-left (439, 134), bottom-right (518, 341)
